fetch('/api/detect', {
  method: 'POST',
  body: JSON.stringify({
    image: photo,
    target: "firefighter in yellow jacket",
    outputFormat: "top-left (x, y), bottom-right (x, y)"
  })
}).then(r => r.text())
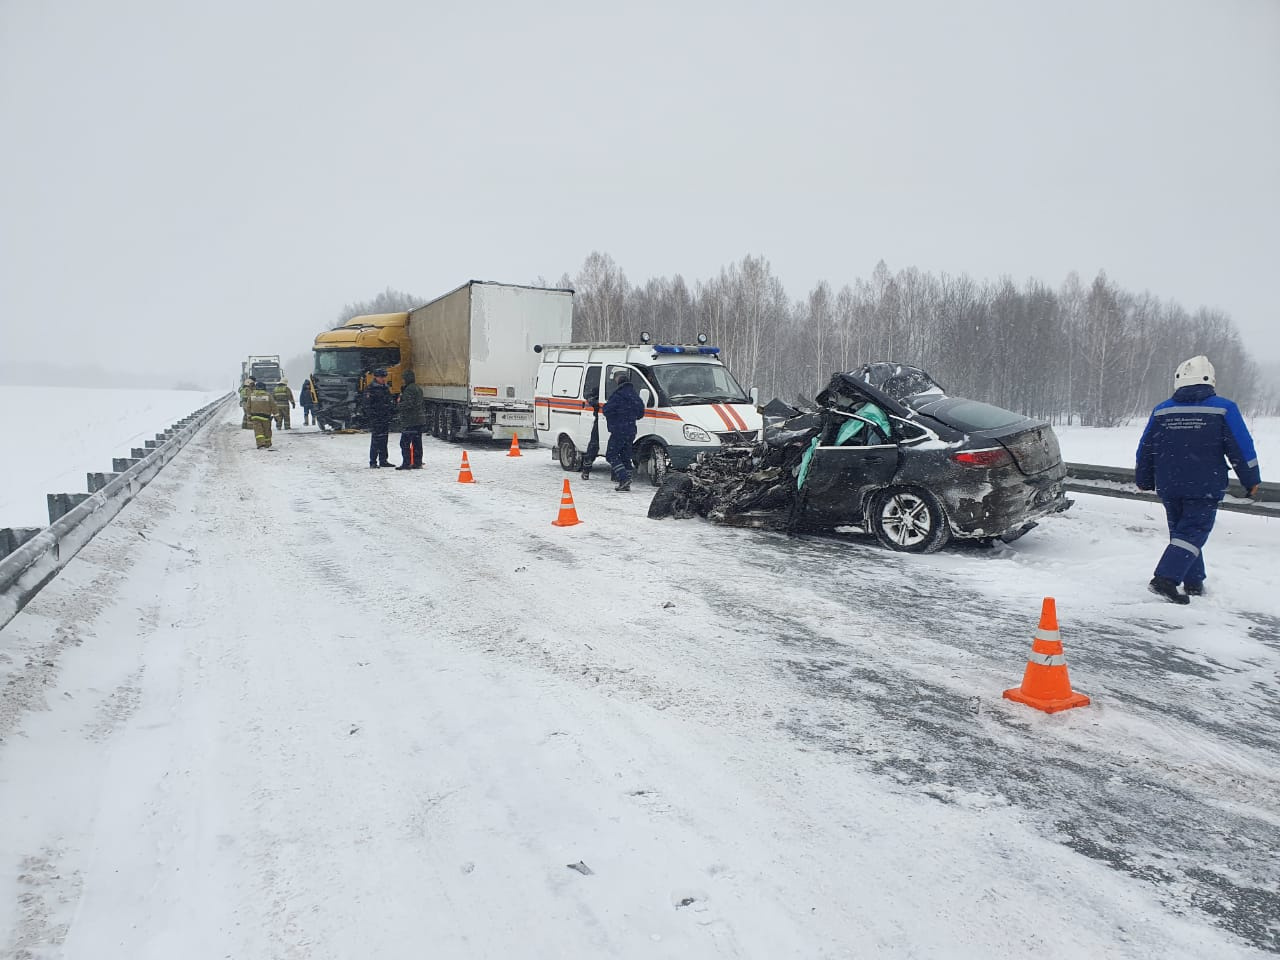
top-left (247, 379), bottom-right (279, 450)
top-left (273, 379), bottom-right (296, 430)
top-left (239, 377), bottom-right (253, 429)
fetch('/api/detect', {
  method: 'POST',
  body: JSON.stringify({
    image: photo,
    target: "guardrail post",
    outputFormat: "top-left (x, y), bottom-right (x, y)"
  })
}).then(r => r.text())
top-left (87, 472), bottom-right (121, 494)
top-left (131, 447), bottom-right (147, 458)
top-left (1, 528), bottom-right (42, 558)
top-left (113, 457), bottom-right (141, 472)
top-left (47, 493), bottom-right (91, 524)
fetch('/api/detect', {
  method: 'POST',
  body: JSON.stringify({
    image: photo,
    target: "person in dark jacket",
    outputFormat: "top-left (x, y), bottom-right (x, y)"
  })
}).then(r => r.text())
top-left (1135, 355), bottom-right (1261, 603)
top-left (299, 376), bottom-right (318, 427)
top-left (396, 370), bottom-right (427, 470)
top-left (602, 369), bottom-right (647, 491)
top-left (365, 368), bottom-right (395, 468)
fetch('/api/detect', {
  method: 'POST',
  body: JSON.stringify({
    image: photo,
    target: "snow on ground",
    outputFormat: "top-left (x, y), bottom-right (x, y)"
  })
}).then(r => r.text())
top-left (1055, 416), bottom-right (1279, 469)
top-left (0, 386), bottom-right (227, 528)
top-left (0, 409), bottom-right (1277, 958)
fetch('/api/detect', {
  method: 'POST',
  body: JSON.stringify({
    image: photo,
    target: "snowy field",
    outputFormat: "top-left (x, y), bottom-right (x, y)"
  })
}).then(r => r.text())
top-left (1055, 417), bottom-right (1278, 470)
top-left (0, 408), bottom-right (1277, 958)
top-left (0, 386), bottom-right (227, 528)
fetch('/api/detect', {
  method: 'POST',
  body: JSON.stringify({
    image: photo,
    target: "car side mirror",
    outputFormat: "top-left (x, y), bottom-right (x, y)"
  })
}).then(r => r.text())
top-left (639, 387), bottom-right (652, 407)
top-left (750, 385), bottom-right (760, 407)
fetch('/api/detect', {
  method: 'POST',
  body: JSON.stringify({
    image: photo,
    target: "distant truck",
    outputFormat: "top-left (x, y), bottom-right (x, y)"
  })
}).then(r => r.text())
top-left (241, 355), bottom-right (282, 387)
top-left (409, 282), bottom-right (573, 442)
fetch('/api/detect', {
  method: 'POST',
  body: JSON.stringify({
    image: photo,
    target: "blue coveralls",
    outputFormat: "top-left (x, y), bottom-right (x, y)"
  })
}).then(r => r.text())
top-left (602, 381), bottom-right (647, 484)
top-left (1134, 384), bottom-right (1261, 587)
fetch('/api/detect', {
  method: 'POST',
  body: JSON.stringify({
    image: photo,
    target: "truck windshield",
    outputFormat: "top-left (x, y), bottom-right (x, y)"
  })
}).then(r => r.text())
top-left (315, 350), bottom-right (364, 376)
top-left (314, 348), bottom-right (400, 377)
top-left (251, 364), bottom-right (281, 381)
top-left (648, 363), bottom-right (750, 406)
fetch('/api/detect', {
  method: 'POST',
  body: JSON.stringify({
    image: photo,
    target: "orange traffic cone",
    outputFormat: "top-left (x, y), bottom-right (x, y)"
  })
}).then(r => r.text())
top-left (507, 434), bottom-right (522, 457)
top-left (1003, 597), bottom-right (1090, 713)
top-left (456, 451), bottom-right (476, 484)
top-left (551, 479), bottom-right (582, 527)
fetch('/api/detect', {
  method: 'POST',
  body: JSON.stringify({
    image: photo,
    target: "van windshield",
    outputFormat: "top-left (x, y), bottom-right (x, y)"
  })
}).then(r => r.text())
top-left (648, 363), bottom-right (750, 406)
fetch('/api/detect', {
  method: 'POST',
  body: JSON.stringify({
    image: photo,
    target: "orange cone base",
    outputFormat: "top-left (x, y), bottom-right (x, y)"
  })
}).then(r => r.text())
top-left (1003, 688), bottom-right (1090, 714)
top-left (551, 516), bottom-right (581, 527)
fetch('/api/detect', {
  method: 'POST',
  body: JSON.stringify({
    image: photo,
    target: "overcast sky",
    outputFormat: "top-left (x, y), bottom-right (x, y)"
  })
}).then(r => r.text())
top-left (2, 0), bottom-right (1277, 387)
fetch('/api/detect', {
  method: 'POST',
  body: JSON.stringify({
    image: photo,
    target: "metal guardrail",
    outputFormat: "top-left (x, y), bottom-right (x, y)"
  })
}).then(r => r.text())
top-left (0, 393), bottom-right (233, 632)
top-left (1064, 463), bottom-right (1278, 517)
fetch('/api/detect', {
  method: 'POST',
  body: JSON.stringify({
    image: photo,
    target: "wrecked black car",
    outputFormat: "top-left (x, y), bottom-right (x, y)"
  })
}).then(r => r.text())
top-left (648, 362), bottom-right (1072, 553)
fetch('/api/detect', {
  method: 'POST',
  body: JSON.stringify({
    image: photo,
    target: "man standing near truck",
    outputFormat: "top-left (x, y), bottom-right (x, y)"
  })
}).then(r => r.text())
top-left (396, 370), bottom-right (426, 470)
top-left (273, 379), bottom-right (296, 430)
top-left (366, 368), bottom-right (394, 468)
top-left (299, 376), bottom-right (318, 427)
top-left (603, 369), bottom-right (646, 491)
top-left (239, 377), bottom-right (253, 429)
top-left (247, 379), bottom-right (279, 450)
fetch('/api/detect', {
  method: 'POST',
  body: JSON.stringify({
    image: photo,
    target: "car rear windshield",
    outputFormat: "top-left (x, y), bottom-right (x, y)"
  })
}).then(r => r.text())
top-left (919, 398), bottom-right (1028, 430)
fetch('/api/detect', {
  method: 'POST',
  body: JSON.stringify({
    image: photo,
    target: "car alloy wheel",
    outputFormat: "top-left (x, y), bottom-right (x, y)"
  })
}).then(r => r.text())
top-left (871, 486), bottom-right (951, 554)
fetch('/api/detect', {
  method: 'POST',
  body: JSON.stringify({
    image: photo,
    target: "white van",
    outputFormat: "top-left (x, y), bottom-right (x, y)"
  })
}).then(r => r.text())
top-left (533, 340), bottom-right (762, 485)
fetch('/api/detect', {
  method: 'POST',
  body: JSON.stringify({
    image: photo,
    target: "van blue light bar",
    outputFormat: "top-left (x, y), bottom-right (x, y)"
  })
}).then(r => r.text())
top-left (652, 344), bottom-right (721, 355)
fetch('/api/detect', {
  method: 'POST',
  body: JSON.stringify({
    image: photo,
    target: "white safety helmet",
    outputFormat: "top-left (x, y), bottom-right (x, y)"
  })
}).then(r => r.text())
top-left (1174, 355), bottom-right (1215, 390)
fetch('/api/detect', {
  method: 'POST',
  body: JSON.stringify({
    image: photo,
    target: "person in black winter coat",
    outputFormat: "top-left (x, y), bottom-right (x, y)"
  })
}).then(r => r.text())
top-left (1135, 355), bottom-right (1261, 603)
top-left (396, 370), bottom-right (427, 470)
top-left (365, 368), bottom-right (395, 468)
top-left (602, 369), bottom-right (647, 491)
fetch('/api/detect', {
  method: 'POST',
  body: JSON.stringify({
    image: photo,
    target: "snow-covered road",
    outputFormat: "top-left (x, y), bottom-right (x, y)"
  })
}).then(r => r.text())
top-left (2, 412), bottom-right (1277, 958)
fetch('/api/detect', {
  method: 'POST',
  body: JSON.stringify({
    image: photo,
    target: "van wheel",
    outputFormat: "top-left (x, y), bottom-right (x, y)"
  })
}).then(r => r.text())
top-left (639, 442), bottom-right (671, 487)
top-left (557, 437), bottom-right (580, 471)
top-left (869, 487), bottom-right (951, 554)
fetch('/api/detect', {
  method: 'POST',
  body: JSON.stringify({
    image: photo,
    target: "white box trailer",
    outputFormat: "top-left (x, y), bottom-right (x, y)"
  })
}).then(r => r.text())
top-left (408, 281), bottom-right (573, 441)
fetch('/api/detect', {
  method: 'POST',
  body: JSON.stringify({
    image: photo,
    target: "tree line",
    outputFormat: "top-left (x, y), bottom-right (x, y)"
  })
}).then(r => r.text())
top-left (551, 252), bottom-right (1277, 423)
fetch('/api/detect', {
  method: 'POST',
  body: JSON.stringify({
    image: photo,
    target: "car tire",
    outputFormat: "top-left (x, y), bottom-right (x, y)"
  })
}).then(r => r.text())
top-left (557, 436), bottom-right (581, 471)
top-left (638, 442), bottom-right (671, 488)
top-left (648, 471), bottom-right (694, 519)
top-left (869, 486), bottom-right (951, 554)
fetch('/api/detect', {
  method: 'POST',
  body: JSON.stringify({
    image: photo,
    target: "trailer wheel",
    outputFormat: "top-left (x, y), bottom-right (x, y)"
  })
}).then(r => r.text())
top-left (557, 436), bottom-right (581, 471)
top-left (444, 410), bottom-right (459, 442)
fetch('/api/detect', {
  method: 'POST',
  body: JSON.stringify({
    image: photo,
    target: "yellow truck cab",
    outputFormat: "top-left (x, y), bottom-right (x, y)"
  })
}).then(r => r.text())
top-left (311, 312), bottom-right (412, 429)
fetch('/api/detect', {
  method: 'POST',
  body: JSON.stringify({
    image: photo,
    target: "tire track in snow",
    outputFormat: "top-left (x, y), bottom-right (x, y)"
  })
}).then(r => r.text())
top-left (696, 528), bottom-right (1280, 953)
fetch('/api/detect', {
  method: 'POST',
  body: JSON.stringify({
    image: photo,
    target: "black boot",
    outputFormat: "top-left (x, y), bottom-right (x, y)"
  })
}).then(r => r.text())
top-left (615, 478), bottom-right (631, 492)
top-left (1148, 576), bottom-right (1189, 605)
top-left (1184, 580), bottom-right (1205, 597)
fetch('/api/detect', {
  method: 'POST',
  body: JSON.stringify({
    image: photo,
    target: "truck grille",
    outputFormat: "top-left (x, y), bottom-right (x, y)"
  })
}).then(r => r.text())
top-left (715, 430), bottom-right (758, 445)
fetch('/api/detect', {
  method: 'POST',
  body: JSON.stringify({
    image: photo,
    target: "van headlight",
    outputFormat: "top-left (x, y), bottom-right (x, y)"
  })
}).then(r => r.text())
top-left (683, 424), bottom-right (712, 442)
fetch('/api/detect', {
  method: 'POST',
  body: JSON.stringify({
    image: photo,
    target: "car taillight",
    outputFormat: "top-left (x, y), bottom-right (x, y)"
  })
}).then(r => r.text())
top-left (952, 448), bottom-right (1012, 468)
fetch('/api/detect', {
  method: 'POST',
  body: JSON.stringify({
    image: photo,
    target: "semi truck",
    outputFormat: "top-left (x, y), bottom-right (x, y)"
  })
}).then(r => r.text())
top-left (311, 313), bottom-right (412, 429)
top-left (409, 281), bottom-right (573, 442)
top-left (240, 355), bottom-right (283, 387)
top-left (309, 282), bottom-right (573, 437)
